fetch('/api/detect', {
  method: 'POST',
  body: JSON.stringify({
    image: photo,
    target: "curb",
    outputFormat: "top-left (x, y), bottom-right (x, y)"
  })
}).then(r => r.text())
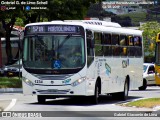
top-left (153, 106), bottom-right (160, 111)
top-left (0, 88), bottom-right (22, 93)
top-left (117, 97), bottom-right (160, 111)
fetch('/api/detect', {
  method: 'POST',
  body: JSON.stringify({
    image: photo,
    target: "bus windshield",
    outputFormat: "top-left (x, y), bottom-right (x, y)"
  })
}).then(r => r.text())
top-left (23, 35), bottom-right (85, 71)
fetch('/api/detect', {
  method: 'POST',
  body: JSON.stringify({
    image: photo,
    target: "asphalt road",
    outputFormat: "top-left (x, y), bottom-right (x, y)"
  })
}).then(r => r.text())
top-left (0, 86), bottom-right (160, 120)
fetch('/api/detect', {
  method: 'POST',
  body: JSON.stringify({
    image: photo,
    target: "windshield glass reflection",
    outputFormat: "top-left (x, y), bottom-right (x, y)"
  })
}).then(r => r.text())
top-left (23, 35), bottom-right (85, 69)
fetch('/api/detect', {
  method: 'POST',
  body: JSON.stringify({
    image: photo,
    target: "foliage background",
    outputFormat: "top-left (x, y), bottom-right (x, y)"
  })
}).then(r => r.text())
top-left (139, 21), bottom-right (160, 62)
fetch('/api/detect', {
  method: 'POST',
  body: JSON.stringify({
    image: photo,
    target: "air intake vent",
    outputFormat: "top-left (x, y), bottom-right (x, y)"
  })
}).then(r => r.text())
top-left (33, 74), bottom-right (73, 80)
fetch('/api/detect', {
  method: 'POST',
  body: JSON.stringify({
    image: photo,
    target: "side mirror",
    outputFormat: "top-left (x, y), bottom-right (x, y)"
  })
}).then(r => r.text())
top-left (86, 30), bottom-right (94, 48)
top-left (86, 30), bottom-right (93, 39)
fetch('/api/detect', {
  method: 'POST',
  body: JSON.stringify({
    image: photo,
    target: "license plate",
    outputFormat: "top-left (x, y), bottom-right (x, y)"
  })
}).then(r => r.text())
top-left (8, 72), bottom-right (13, 76)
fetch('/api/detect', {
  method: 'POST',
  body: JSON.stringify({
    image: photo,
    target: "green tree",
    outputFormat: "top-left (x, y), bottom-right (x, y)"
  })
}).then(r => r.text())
top-left (86, 2), bottom-right (114, 19)
top-left (0, 2), bottom-right (24, 64)
top-left (47, 0), bottom-right (98, 20)
top-left (139, 21), bottom-right (160, 60)
top-left (0, 0), bottom-right (97, 65)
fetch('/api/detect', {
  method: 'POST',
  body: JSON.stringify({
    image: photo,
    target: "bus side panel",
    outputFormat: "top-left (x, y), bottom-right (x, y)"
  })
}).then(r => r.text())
top-left (97, 57), bottom-right (143, 93)
top-left (127, 58), bottom-right (143, 90)
top-left (102, 58), bottom-right (129, 93)
top-left (86, 60), bottom-right (96, 96)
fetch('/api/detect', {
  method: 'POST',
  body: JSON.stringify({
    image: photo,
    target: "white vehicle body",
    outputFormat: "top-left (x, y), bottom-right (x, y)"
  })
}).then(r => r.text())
top-left (22, 20), bottom-right (143, 103)
top-left (143, 63), bottom-right (155, 84)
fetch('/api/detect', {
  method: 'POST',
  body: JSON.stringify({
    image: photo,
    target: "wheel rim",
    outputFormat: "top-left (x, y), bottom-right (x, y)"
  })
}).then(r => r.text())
top-left (124, 82), bottom-right (128, 97)
top-left (96, 86), bottom-right (99, 99)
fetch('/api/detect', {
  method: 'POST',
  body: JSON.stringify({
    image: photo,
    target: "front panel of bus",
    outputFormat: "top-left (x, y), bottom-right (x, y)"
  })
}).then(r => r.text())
top-left (22, 24), bottom-right (90, 96)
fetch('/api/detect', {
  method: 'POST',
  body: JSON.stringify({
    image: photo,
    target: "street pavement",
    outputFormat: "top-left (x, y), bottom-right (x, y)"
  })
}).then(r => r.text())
top-left (0, 95), bottom-right (154, 112)
top-left (0, 99), bottom-right (152, 112)
top-left (0, 87), bottom-right (160, 112)
top-left (0, 88), bottom-right (22, 111)
top-left (0, 99), bottom-right (11, 111)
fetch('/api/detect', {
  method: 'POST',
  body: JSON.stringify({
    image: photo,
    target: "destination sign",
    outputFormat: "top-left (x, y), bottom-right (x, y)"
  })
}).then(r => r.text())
top-left (25, 25), bottom-right (81, 34)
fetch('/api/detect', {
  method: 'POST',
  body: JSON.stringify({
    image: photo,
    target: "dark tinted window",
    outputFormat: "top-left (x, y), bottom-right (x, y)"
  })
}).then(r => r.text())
top-left (112, 34), bottom-right (119, 45)
top-left (94, 32), bottom-right (102, 44)
top-left (103, 33), bottom-right (111, 45)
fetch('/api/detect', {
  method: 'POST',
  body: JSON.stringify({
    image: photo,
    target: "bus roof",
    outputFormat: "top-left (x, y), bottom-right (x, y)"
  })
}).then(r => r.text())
top-left (64, 20), bottom-right (121, 28)
top-left (25, 20), bottom-right (121, 28)
top-left (25, 20), bottom-right (142, 36)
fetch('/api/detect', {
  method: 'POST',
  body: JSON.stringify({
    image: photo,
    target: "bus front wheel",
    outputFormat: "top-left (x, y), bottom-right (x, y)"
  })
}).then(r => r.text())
top-left (37, 95), bottom-right (46, 103)
top-left (90, 81), bottom-right (100, 104)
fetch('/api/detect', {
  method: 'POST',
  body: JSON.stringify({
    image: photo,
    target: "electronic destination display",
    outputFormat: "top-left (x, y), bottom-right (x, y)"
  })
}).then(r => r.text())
top-left (25, 25), bottom-right (82, 35)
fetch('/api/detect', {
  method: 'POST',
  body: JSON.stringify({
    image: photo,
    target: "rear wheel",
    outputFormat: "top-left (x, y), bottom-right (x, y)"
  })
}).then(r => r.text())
top-left (37, 95), bottom-right (46, 103)
top-left (139, 79), bottom-right (147, 90)
top-left (119, 81), bottom-right (129, 100)
top-left (112, 80), bottom-right (129, 100)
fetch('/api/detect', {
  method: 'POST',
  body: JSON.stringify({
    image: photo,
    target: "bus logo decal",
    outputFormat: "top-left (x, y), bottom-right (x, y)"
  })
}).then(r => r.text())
top-left (105, 63), bottom-right (111, 76)
top-left (122, 60), bottom-right (128, 68)
top-left (62, 79), bottom-right (71, 84)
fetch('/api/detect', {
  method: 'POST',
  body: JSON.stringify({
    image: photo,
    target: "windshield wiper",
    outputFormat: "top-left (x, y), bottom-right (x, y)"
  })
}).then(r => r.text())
top-left (55, 34), bottom-right (72, 50)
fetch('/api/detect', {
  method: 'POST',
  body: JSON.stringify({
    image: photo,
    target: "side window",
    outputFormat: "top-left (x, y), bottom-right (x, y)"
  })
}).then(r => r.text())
top-left (127, 35), bottom-right (134, 57)
top-left (94, 32), bottom-right (102, 44)
top-left (120, 35), bottom-right (127, 56)
top-left (120, 35), bottom-right (126, 46)
top-left (112, 34), bottom-right (120, 56)
top-left (86, 30), bottom-right (94, 67)
top-left (103, 46), bottom-right (112, 56)
top-left (103, 33), bottom-right (111, 45)
top-left (111, 34), bottom-right (119, 45)
top-left (95, 32), bottom-right (103, 56)
top-left (129, 36), bottom-right (134, 46)
top-left (134, 36), bottom-right (142, 47)
top-left (103, 33), bottom-right (112, 56)
top-left (134, 36), bottom-right (142, 57)
top-left (148, 65), bottom-right (155, 74)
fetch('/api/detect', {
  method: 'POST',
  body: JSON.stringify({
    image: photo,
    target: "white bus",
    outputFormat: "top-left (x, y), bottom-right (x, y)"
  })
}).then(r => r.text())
top-left (22, 20), bottom-right (143, 104)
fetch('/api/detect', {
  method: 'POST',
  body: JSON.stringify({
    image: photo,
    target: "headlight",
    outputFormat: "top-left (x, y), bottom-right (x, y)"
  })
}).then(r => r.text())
top-left (156, 72), bottom-right (160, 77)
top-left (71, 77), bottom-right (86, 87)
top-left (4, 67), bottom-right (8, 71)
top-left (22, 77), bottom-right (34, 86)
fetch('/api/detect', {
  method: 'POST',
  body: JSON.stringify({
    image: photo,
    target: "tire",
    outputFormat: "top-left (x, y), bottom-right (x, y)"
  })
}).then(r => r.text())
top-left (112, 80), bottom-right (129, 101)
top-left (119, 81), bottom-right (129, 100)
top-left (37, 95), bottom-right (46, 103)
top-left (90, 82), bottom-right (100, 104)
top-left (139, 79), bottom-right (147, 90)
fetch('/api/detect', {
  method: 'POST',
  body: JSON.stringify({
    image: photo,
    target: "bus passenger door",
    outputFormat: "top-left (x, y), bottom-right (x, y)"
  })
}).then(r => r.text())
top-left (86, 30), bottom-right (96, 94)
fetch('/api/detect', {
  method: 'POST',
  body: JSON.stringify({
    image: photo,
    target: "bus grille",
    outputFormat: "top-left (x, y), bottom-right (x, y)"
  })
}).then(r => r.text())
top-left (36, 89), bottom-right (70, 94)
top-left (33, 74), bottom-right (73, 80)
